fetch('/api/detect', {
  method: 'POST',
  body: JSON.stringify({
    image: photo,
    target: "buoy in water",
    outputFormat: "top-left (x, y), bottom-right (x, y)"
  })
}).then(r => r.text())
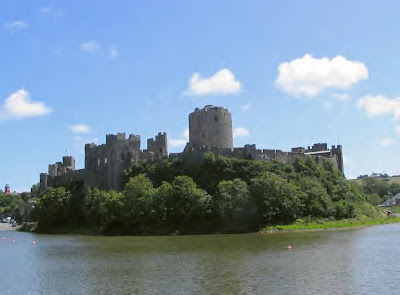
top-left (31, 241), bottom-right (36, 245)
top-left (12, 239), bottom-right (15, 242)
top-left (287, 245), bottom-right (292, 249)
top-left (2, 238), bottom-right (5, 240)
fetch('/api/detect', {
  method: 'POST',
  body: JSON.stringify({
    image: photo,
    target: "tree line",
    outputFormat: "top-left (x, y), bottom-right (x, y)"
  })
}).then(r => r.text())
top-left (354, 177), bottom-right (400, 205)
top-left (31, 153), bottom-right (379, 234)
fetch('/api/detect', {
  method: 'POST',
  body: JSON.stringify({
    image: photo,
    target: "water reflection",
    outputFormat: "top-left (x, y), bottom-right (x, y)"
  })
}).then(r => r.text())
top-left (1, 224), bottom-right (400, 294)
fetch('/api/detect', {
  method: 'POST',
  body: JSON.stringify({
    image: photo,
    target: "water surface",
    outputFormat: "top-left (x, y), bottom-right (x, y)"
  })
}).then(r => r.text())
top-left (1, 224), bottom-right (399, 294)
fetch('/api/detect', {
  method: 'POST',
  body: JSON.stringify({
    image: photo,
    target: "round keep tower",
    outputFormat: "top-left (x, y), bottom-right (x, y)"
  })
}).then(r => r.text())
top-left (188, 105), bottom-right (233, 149)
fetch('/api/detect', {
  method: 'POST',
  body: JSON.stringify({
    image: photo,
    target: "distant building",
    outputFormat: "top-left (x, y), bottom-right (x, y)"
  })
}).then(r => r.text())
top-left (381, 194), bottom-right (400, 207)
top-left (4, 184), bottom-right (10, 194)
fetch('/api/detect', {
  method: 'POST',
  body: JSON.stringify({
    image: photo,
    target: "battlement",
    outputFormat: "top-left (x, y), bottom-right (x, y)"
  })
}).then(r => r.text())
top-left (291, 147), bottom-right (305, 154)
top-left (85, 143), bottom-right (97, 150)
top-left (306, 143), bottom-right (328, 153)
top-left (128, 134), bottom-right (141, 142)
top-left (194, 105), bottom-right (231, 114)
top-left (106, 133), bottom-right (127, 144)
top-left (39, 106), bottom-right (344, 193)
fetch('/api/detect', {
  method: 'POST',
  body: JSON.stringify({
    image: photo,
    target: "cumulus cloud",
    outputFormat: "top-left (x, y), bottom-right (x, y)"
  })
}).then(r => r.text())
top-left (80, 40), bottom-right (100, 52)
top-left (184, 69), bottom-right (241, 96)
top-left (69, 124), bottom-right (91, 134)
top-left (240, 103), bottom-right (252, 111)
top-left (169, 127), bottom-right (189, 147)
top-left (380, 137), bottom-right (394, 147)
top-left (233, 127), bottom-right (250, 138)
top-left (358, 95), bottom-right (400, 120)
top-left (0, 89), bottom-right (52, 121)
top-left (110, 44), bottom-right (119, 58)
top-left (5, 21), bottom-right (28, 30)
top-left (275, 54), bottom-right (368, 97)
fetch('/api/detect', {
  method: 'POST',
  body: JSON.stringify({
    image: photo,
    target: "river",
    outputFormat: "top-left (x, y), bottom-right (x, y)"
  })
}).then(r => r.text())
top-left (0, 223), bottom-right (399, 295)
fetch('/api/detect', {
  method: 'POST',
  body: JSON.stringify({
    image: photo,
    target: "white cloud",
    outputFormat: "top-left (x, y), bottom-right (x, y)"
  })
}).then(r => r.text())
top-left (380, 137), bottom-right (394, 147)
top-left (40, 7), bottom-right (50, 13)
top-left (241, 103), bottom-right (252, 111)
top-left (69, 124), bottom-right (91, 134)
top-left (110, 44), bottom-right (119, 58)
top-left (184, 69), bottom-right (241, 96)
top-left (5, 21), bottom-right (28, 30)
top-left (0, 89), bottom-right (52, 121)
top-left (183, 127), bottom-right (189, 139)
top-left (358, 95), bottom-right (400, 120)
top-left (396, 125), bottom-right (400, 134)
top-left (233, 127), bottom-right (250, 138)
top-left (168, 128), bottom-right (189, 147)
top-left (80, 40), bottom-right (100, 52)
top-left (275, 54), bottom-right (368, 97)
top-left (169, 139), bottom-right (187, 147)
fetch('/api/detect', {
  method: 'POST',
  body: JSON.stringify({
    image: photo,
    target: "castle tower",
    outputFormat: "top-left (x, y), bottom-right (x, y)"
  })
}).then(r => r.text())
top-left (4, 184), bottom-right (10, 194)
top-left (39, 173), bottom-right (48, 193)
top-left (188, 105), bottom-right (233, 149)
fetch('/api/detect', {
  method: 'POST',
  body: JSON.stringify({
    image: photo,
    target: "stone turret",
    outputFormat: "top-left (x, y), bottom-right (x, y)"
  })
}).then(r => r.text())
top-left (145, 132), bottom-right (168, 156)
top-left (188, 105), bottom-right (233, 149)
top-left (39, 173), bottom-right (48, 192)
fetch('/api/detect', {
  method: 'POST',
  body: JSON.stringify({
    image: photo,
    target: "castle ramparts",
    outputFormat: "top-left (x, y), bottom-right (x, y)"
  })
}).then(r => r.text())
top-left (39, 106), bottom-right (344, 192)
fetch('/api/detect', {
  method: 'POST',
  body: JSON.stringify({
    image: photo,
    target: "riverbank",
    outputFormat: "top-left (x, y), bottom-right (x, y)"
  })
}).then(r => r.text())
top-left (18, 215), bottom-right (400, 236)
top-left (0, 222), bottom-right (18, 231)
top-left (261, 216), bottom-right (400, 233)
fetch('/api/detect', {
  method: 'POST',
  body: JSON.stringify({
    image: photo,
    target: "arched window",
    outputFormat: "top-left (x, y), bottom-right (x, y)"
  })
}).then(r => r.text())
top-left (202, 132), bottom-right (206, 139)
top-left (215, 116), bottom-right (218, 122)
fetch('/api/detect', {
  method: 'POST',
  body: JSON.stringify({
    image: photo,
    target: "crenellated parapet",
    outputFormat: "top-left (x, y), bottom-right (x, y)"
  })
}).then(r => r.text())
top-left (38, 105), bottom-right (345, 193)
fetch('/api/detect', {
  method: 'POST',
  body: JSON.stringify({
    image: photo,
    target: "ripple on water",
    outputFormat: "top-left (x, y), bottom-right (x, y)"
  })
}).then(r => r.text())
top-left (1, 224), bottom-right (400, 294)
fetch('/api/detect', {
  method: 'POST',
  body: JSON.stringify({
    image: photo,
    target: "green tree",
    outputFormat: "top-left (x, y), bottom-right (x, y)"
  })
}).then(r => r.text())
top-left (122, 174), bottom-right (155, 233)
top-left (99, 190), bottom-right (124, 234)
top-left (34, 187), bottom-right (70, 231)
top-left (84, 187), bottom-right (107, 227)
top-left (215, 179), bottom-right (251, 230)
top-left (250, 172), bottom-right (303, 224)
top-left (161, 175), bottom-right (211, 232)
top-left (388, 182), bottom-right (400, 196)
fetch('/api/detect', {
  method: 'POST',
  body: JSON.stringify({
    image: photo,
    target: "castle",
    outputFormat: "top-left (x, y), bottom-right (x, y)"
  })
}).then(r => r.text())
top-left (39, 105), bottom-right (343, 192)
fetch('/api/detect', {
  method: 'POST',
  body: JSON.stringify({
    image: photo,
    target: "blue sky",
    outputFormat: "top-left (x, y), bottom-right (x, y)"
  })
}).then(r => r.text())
top-left (2, 0), bottom-right (400, 192)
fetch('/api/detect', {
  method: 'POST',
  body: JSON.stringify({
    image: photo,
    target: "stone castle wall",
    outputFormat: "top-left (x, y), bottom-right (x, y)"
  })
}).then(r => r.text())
top-left (40, 132), bottom-right (168, 192)
top-left (188, 105), bottom-right (233, 149)
top-left (39, 106), bottom-right (344, 192)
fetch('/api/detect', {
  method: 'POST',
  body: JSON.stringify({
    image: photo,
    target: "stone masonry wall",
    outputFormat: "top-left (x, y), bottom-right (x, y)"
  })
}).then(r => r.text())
top-left (188, 105), bottom-right (233, 149)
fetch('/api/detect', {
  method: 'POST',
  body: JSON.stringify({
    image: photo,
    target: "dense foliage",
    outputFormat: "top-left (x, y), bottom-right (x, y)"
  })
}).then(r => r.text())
top-left (0, 193), bottom-right (22, 217)
top-left (353, 177), bottom-right (400, 205)
top-left (32, 154), bottom-right (379, 234)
